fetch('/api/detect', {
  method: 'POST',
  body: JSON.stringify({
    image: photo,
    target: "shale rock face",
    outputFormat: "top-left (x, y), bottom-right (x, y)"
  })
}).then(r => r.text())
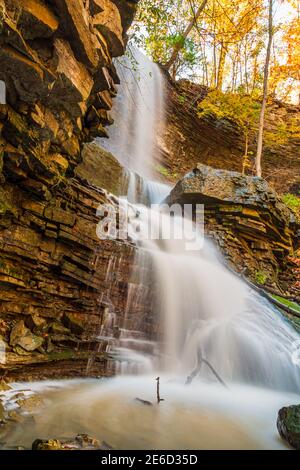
top-left (0, 0), bottom-right (155, 380)
top-left (168, 164), bottom-right (300, 294)
top-left (0, 0), bottom-right (136, 184)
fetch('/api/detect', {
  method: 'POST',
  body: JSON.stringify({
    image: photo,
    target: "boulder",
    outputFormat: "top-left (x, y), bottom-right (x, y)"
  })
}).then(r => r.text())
top-left (10, 320), bottom-right (44, 352)
top-left (277, 405), bottom-right (300, 449)
top-left (76, 142), bottom-right (130, 196)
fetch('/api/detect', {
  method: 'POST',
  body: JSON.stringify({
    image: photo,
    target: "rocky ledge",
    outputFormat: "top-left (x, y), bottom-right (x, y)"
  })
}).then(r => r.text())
top-left (0, 1), bottom-right (158, 381)
top-left (168, 164), bottom-right (300, 299)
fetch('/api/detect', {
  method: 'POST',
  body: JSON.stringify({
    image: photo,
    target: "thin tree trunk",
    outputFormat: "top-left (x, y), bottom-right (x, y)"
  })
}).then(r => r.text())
top-left (255, 0), bottom-right (273, 177)
top-left (165, 0), bottom-right (208, 71)
top-left (212, 36), bottom-right (217, 87)
top-left (244, 40), bottom-right (249, 94)
top-left (242, 130), bottom-right (249, 175)
top-left (251, 55), bottom-right (258, 94)
top-left (216, 43), bottom-right (226, 90)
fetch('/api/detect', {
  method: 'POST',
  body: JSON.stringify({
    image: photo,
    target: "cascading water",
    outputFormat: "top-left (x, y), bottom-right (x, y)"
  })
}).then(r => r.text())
top-left (97, 46), bottom-right (165, 203)
top-left (5, 48), bottom-right (300, 450)
top-left (134, 207), bottom-right (300, 391)
top-left (97, 46), bottom-right (300, 393)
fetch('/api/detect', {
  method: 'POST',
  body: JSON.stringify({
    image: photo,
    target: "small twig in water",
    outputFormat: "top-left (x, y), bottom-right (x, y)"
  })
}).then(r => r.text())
top-left (156, 377), bottom-right (164, 404)
top-left (185, 346), bottom-right (228, 388)
top-left (135, 397), bottom-right (153, 406)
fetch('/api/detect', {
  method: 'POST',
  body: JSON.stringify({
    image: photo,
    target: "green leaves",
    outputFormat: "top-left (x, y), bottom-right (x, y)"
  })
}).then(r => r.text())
top-left (198, 90), bottom-right (261, 132)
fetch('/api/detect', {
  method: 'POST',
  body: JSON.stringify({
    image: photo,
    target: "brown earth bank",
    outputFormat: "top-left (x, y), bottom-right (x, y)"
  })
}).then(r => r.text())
top-left (158, 77), bottom-right (300, 195)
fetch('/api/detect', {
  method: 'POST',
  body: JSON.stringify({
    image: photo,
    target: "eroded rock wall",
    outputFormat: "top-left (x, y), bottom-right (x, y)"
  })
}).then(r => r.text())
top-left (168, 164), bottom-right (300, 298)
top-left (0, 0), bottom-right (154, 380)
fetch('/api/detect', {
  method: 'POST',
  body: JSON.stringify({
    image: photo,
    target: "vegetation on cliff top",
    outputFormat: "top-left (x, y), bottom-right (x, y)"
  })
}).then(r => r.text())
top-left (132, 0), bottom-right (300, 178)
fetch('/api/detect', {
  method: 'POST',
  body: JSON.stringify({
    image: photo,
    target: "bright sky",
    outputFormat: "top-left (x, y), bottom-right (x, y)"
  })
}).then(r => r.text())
top-left (132, 0), bottom-right (300, 103)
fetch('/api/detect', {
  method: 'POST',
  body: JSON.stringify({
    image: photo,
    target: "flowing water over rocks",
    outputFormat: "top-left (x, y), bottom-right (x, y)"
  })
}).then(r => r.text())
top-left (1, 376), bottom-right (299, 450)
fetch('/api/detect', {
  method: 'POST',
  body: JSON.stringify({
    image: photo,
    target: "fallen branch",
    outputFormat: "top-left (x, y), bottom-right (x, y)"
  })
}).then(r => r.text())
top-left (221, 261), bottom-right (300, 318)
top-left (135, 398), bottom-right (153, 406)
top-left (186, 346), bottom-right (227, 388)
top-left (243, 277), bottom-right (300, 318)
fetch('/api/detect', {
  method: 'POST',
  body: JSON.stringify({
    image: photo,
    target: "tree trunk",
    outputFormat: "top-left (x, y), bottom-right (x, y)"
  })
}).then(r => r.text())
top-left (242, 130), bottom-right (249, 176)
top-left (216, 43), bottom-right (227, 90)
top-left (165, 0), bottom-right (208, 72)
top-left (255, 0), bottom-right (273, 177)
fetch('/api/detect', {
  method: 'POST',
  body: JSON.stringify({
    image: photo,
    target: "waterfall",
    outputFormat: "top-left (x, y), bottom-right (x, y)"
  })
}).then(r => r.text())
top-left (133, 206), bottom-right (300, 391)
top-left (4, 48), bottom-right (300, 452)
top-left (96, 47), bottom-right (300, 393)
top-left (97, 46), bottom-right (165, 202)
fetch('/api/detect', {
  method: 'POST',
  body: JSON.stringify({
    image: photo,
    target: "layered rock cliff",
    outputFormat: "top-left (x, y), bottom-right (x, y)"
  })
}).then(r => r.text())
top-left (168, 165), bottom-right (300, 300)
top-left (0, 0), bottom-right (156, 380)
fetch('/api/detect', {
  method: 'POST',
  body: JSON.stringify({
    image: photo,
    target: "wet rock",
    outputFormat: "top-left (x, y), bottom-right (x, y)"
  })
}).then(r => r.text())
top-left (277, 405), bottom-right (300, 449)
top-left (16, 394), bottom-right (44, 411)
top-left (10, 320), bottom-right (44, 352)
top-left (32, 439), bottom-right (62, 450)
top-left (0, 380), bottom-right (11, 391)
top-left (32, 433), bottom-right (104, 450)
